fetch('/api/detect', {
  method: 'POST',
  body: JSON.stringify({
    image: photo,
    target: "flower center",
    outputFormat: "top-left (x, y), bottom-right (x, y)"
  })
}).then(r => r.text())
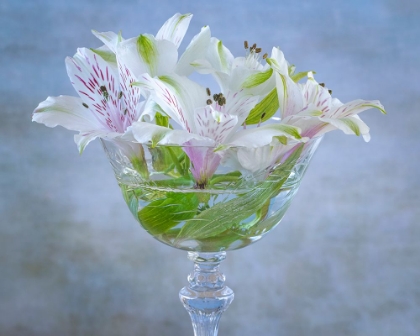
top-left (205, 88), bottom-right (227, 107)
top-left (243, 40), bottom-right (267, 69)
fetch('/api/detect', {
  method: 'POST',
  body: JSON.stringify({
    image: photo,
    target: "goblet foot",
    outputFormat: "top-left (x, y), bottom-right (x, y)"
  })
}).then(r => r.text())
top-left (179, 252), bottom-right (234, 336)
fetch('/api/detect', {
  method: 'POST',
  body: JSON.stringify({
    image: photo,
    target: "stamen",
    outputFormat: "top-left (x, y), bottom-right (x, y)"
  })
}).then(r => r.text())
top-left (252, 43), bottom-right (257, 50)
top-left (206, 88), bottom-right (211, 96)
top-left (263, 53), bottom-right (268, 59)
top-left (213, 93), bottom-right (220, 101)
top-left (319, 83), bottom-right (325, 87)
top-left (82, 103), bottom-right (89, 108)
top-left (244, 40), bottom-right (249, 49)
top-left (261, 112), bottom-right (266, 119)
top-left (100, 85), bottom-right (109, 100)
top-left (124, 108), bottom-right (128, 115)
top-left (118, 91), bottom-right (123, 99)
top-left (255, 48), bottom-right (262, 53)
top-left (328, 89), bottom-right (333, 95)
top-left (206, 99), bottom-right (212, 105)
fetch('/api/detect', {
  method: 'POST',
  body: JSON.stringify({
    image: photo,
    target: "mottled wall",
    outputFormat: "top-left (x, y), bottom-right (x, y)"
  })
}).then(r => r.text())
top-left (1, 0), bottom-right (419, 335)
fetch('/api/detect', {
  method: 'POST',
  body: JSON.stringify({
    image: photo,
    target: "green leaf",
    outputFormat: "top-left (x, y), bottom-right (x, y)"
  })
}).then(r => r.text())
top-left (130, 146), bottom-right (149, 179)
top-left (150, 145), bottom-right (186, 177)
top-left (242, 68), bottom-right (273, 89)
top-left (120, 185), bottom-right (139, 218)
top-left (176, 145), bottom-right (304, 240)
top-left (90, 48), bottom-right (117, 65)
top-left (155, 112), bottom-right (170, 127)
top-left (138, 192), bottom-right (199, 235)
top-left (245, 88), bottom-right (279, 125)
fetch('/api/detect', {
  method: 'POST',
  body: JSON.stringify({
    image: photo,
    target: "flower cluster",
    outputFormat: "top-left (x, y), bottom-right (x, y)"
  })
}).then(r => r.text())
top-left (33, 13), bottom-right (385, 186)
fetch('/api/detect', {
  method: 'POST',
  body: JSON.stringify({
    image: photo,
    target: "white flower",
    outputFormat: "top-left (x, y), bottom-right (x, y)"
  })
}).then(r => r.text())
top-left (33, 47), bottom-right (143, 152)
top-left (280, 73), bottom-right (386, 141)
top-left (116, 13), bottom-right (211, 78)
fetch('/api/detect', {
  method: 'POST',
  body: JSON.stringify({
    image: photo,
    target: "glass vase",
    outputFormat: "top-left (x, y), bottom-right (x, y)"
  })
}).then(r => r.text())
top-left (102, 137), bottom-right (322, 335)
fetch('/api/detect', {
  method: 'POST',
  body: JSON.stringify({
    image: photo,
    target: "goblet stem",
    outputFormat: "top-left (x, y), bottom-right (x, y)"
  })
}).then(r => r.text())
top-left (179, 252), bottom-right (234, 336)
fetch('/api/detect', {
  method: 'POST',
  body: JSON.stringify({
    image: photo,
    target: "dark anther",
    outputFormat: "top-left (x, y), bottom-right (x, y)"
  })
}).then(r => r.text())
top-left (213, 93), bottom-right (220, 101)
top-left (82, 103), bottom-right (89, 108)
top-left (100, 85), bottom-right (109, 100)
top-left (218, 97), bottom-right (226, 106)
top-left (206, 87), bottom-right (211, 96)
top-left (244, 40), bottom-right (249, 49)
top-left (261, 112), bottom-right (266, 119)
top-left (328, 89), bottom-right (333, 95)
top-left (319, 83), bottom-right (325, 87)
top-left (263, 53), bottom-right (268, 59)
top-left (255, 48), bottom-right (262, 53)
top-left (118, 91), bottom-right (123, 99)
top-left (124, 108), bottom-right (128, 115)
top-left (252, 43), bottom-right (257, 49)
top-left (206, 99), bottom-right (212, 105)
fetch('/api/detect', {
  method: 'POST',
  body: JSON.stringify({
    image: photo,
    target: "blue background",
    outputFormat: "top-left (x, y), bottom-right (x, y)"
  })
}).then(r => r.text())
top-left (1, 0), bottom-right (419, 335)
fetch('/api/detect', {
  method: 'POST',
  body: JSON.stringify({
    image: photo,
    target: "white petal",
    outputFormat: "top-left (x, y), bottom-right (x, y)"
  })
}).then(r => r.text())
top-left (236, 145), bottom-right (289, 172)
top-left (330, 99), bottom-right (386, 118)
top-left (133, 73), bottom-right (207, 132)
top-left (275, 71), bottom-right (304, 118)
top-left (75, 129), bottom-right (120, 153)
top-left (176, 26), bottom-right (211, 76)
top-left (117, 61), bottom-right (144, 127)
top-left (206, 37), bottom-right (234, 73)
top-left (229, 123), bottom-right (304, 147)
top-left (156, 13), bottom-right (192, 48)
top-left (128, 122), bottom-right (171, 144)
top-left (160, 130), bottom-right (213, 146)
top-left (324, 115), bottom-right (370, 141)
top-left (268, 47), bottom-right (289, 75)
top-left (117, 34), bottom-right (178, 77)
top-left (33, 95), bottom-right (102, 131)
top-left (194, 106), bottom-right (238, 143)
top-left (66, 48), bottom-right (125, 132)
top-left (129, 122), bottom-right (211, 146)
top-left (301, 77), bottom-right (332, 115)
top-left (92, 30), bottom-right (122, 53)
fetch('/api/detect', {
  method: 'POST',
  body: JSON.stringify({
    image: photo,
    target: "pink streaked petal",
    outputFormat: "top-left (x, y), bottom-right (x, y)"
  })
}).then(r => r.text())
top-left (133, 73), bottom-right (205, 132)
top-left (66, 48), bottom-right (124, 133)
top-left (224, 91), bottom-right (259, 128)
top-left (183, 138), bottom-right (222, 184)
top-left (331, 99), bottom-right (385, 118)
top-left (194, 105), bottom-right (238, 144)
top-left (118, 61), bottom-right (143, 128)
top-left (302, 79), bottom-right (332, 115)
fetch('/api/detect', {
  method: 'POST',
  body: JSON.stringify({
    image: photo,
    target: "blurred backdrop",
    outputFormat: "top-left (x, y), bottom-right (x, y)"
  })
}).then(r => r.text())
top-left (1, 0), bottom-right (419, 335)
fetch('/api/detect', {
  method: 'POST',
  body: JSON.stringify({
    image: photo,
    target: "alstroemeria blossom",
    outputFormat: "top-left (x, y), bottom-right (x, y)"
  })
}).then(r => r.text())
top-left (279, 73), bottom-right (386, 141)
top-left (129, 73), bottom-right (257, 183)
top-left (33, 12), bottom-right (386, 189)
top-left (33, 47), bottom-right (143, 152)
top-left (116, 13), bottom-right (211, 79)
